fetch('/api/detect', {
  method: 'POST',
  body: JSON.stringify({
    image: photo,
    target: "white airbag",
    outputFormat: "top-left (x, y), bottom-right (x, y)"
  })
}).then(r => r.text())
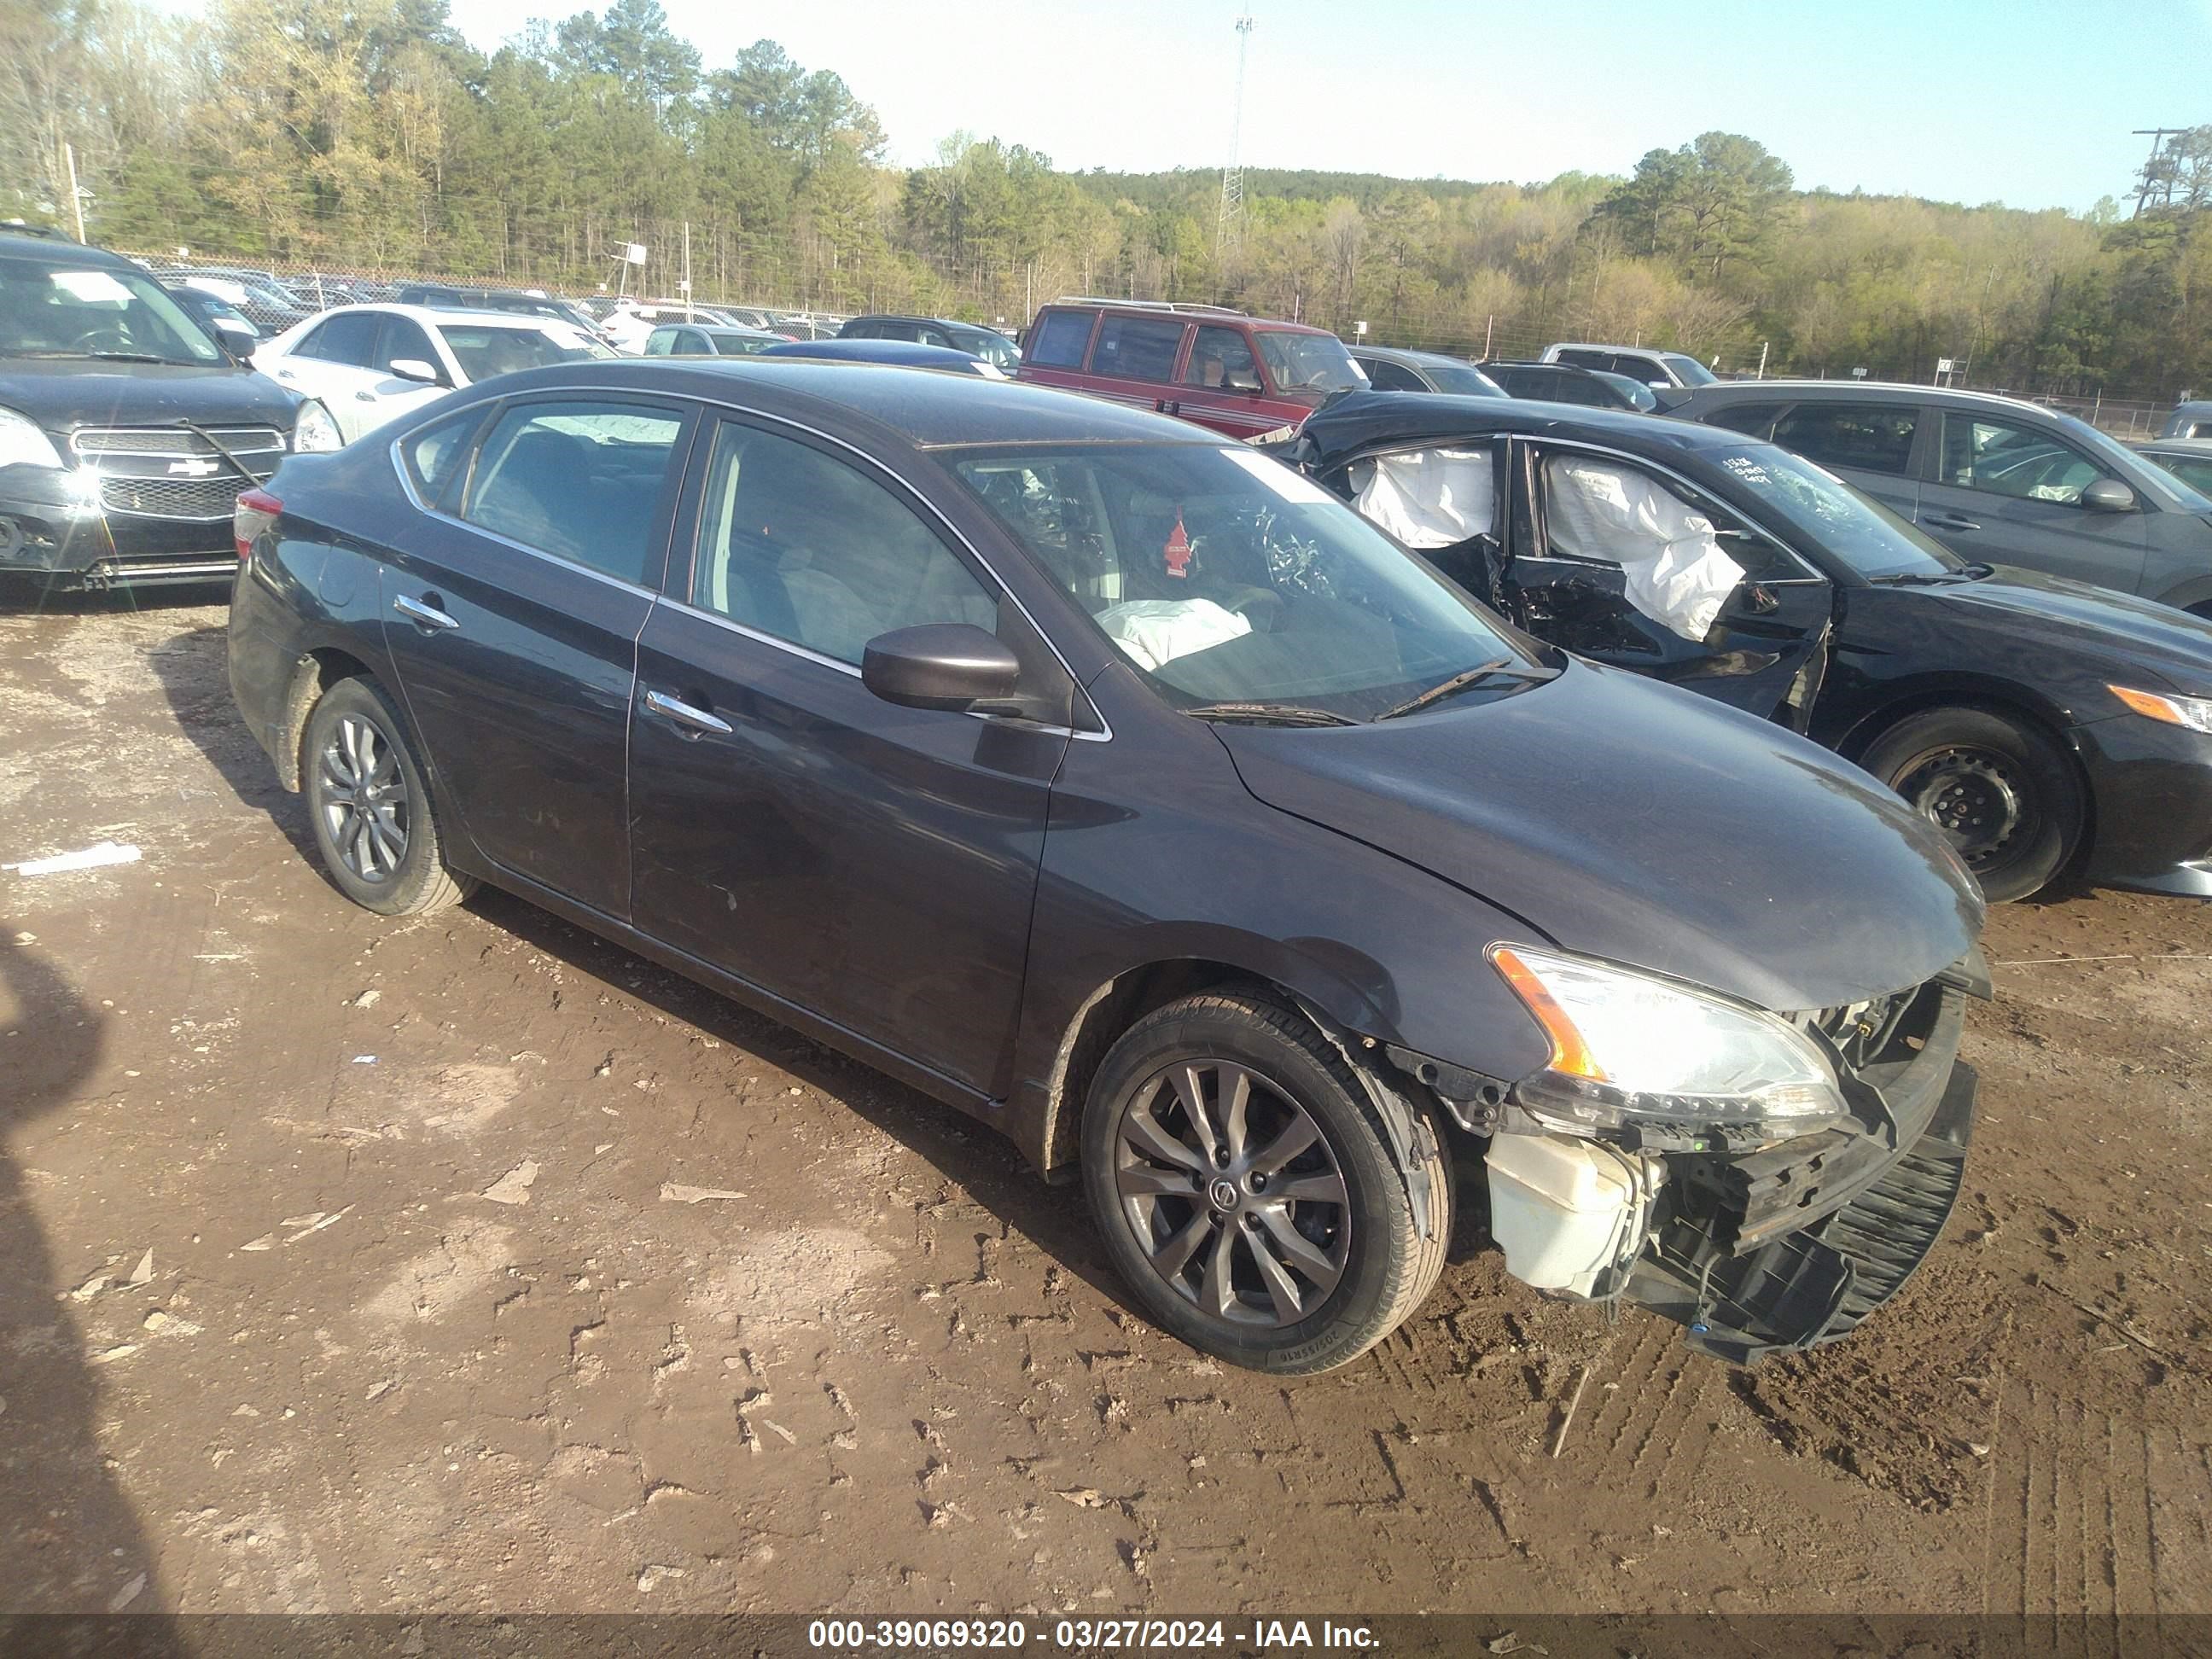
top-left (1351, 448), bottom-right (1496, 549)
top-left (1097, 597), bottom-right (1251, 671)
top-left (1545, 456), bottom-right (1744, 641)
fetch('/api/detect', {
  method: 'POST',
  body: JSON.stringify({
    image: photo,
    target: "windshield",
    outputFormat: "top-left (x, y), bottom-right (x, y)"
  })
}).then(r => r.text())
top-left (952, 441), bottom-right (1541, 721)
top-left (1714, 445), bottom-right (1959, 579)
top-left (1254, 330), bottom-right (1365, 398)
top-left (440, 323), bottom-right (606, 381)
top-left (0, 258), bottom-right (224, 364)
top-left (2049, 410), bottom-right (2212, 514)
top-left (1662, 353), bottom-right (1718, 387)
top-left (1426, 361), bottom-right (1507, 398)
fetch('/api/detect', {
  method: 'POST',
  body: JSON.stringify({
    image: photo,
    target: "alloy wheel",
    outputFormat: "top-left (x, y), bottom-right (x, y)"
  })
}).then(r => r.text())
top-left (316, 713), bottom-right (410, 883)
top-left (1110, 1060), bottom-right (1351, 1328)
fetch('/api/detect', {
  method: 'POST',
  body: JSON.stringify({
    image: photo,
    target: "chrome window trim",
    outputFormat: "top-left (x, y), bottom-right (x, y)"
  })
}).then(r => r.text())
top-left (384, 382), bottom-right (1112, 741)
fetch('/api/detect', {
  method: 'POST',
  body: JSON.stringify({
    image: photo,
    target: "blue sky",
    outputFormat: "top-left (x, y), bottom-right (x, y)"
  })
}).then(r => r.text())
top-left (382, 0), bottom-right (2212, 209)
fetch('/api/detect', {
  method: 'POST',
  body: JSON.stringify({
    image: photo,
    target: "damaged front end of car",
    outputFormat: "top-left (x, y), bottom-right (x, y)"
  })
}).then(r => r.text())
top-left (1431, 944), bottom-right (1988, 1363)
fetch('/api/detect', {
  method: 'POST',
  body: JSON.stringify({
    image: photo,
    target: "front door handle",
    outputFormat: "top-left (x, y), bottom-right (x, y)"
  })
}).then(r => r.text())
top-left (1922, 510), bottom-right (1981, 533)
top-left (643, 688), bottom-right (733, 737)
top-left (393, 592), bottom-right (459, 631)
top-left (355, 389), bottom-right (378, 402)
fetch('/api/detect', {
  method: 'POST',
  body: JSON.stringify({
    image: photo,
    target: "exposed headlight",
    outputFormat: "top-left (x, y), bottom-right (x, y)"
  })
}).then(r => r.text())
top-left (292, 398), bottom-right (344, 452)
top-left (2109, 683), bottom-right (2212, 735)
top-left (0, 407), bottom-right (65, 470)
top-left (1489, 944), bottom-right (1848, 1141)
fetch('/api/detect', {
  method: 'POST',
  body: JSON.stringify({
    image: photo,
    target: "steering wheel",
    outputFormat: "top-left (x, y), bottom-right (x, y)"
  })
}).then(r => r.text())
top-left (72, 327), bottom-right (133, 353)
top-left (1221, 586), bottom-right (1285, 633)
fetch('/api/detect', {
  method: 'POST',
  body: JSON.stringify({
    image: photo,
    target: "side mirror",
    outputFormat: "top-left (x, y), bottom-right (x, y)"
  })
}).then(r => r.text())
top-left (388, 358), bottom-right (445, 387)
top-left (861, 623), bottom-right (1021, 713)
top-left (2081, 478), bottom-right (2137, 513)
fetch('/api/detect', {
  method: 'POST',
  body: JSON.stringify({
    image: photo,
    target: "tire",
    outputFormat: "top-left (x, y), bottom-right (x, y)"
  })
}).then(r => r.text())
top-left (1860, 706), bottom-right (2084, 904)
top-left (300, 676), bottom-right (474, 916)
top-left (1080, 992), bottom-right (1450, 1376)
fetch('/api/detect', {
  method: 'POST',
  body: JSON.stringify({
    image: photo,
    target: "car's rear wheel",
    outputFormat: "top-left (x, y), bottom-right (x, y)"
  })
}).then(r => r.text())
top-left (301, 676), bottom-right (474, 916)
top-left (1080, 992), bottom-right (1449, 1376)
top-left (1860, 706), bottom-right (2084, 903)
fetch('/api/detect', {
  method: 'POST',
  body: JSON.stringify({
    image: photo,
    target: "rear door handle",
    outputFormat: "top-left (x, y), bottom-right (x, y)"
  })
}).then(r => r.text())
top-left (643, 689), bottom-right (733, 737)
top-left (393, 592), bottom-right (459, 631)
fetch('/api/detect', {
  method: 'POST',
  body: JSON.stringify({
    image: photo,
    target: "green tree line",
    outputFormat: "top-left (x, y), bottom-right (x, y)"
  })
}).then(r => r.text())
top-left (3, 0), bottom-right (2205, 400)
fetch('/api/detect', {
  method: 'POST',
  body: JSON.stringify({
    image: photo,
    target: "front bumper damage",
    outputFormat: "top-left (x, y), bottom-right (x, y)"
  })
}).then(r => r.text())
top-left (1458, 964), bottom-right (1980, 1363)
top-left (0, 456), bottom-right (258, 591)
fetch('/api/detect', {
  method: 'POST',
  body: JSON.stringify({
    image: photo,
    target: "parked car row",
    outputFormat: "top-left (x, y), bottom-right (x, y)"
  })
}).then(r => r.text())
top-left (16, 222), bottom-right (2212, 1391)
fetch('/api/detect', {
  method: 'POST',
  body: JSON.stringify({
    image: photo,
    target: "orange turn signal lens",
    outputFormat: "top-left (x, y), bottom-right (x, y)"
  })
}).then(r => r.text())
top-left (1490, 945), bottom-right (1610, 1083)
top-left (2109, 684), bottom-right (2186, 725)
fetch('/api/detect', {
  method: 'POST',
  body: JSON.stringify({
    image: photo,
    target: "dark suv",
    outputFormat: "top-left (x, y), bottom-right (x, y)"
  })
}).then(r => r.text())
top-left (0, 228), bottom-right (341, 592)
top-left (839, 314), bottom-right (1020, 373)
top-left (1666, 381), bottom-right (2212, 613)
top-left (1481, 359), bottom-right (1657, 411)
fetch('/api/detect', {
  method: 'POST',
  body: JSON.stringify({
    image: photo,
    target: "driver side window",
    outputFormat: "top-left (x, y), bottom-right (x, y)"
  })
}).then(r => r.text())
top-left (691, 420), bottom-right (997, 666)
top-left (1940, 414), bottom-right (2107, 504)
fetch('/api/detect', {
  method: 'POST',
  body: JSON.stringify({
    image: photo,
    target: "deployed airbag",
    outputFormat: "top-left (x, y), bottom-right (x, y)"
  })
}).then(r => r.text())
top-left (1351, 448), bottom-right (1496, 549)
top-left (1545, 457), bottom-right (1744, 641)
top-left (1097, 597), bottom-right (1251, 671)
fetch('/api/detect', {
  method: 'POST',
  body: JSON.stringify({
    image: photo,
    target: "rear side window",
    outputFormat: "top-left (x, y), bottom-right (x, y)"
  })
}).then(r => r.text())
top-left (461, 400), bottom-right (686, 585)
top-left (1701, 401), bottom-right (1785, 439)
top-left (1553, 349), bottom-right (1609, 371)
top-left (399, 409), bottom-right (484, 507)
top-left (1026, 310), bottom-right (1093, 369)
top-left (1092, 315), bottom-right (1186, 383)
top-left (1773, 403), bottom-right (1920, 477)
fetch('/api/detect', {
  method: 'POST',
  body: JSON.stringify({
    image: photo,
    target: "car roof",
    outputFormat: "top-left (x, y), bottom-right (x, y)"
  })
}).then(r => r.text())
top-left (1353, 345), bottom-right (1481, 371)
top-left (1671, 378), bottom-right (2064, 420)
top-left (764, 339), bottom-right (987, 366)
top-left (654, 323), bottom-right (780, 339)
top-left (1549, 341), bottom-right (1676, 358)
top-left (1039, 299), bottom-right (1336, 338)
top-left (466, 358), bottom-right (1214, 449)
top-left (2144, 437), bottom-right (2212, 455)
top-left (1293, 388), bottom-right (1749, 463)
top-left (0, 230), bottom-right (137, 268)
top-left (851, 313), bottom-right (986, 329)
top-left (306, 302), bottom-right (572, 331)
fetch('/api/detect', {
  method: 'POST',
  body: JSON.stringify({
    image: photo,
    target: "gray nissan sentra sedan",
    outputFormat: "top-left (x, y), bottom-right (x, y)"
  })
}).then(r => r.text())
top-left (227, 360), bottom-right (1987, 1374)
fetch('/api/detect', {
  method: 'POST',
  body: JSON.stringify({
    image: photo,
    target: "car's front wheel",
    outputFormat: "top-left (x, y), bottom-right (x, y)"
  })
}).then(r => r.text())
top-left (1080, 991), bottom-right (1450, 1376)
top-left (301, 676), bottom-right (474, 916)
top-left (1860, 705), bottom-right (2084, 903)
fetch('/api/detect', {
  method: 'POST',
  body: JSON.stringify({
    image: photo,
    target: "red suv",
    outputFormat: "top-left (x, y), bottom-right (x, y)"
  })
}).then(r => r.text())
top-left (1015, 299), bottom-right (1365, 439)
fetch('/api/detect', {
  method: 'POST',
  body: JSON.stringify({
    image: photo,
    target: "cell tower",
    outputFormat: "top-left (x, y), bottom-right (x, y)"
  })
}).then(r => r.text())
top-left (1216, 11), bottom-right (1255, 256)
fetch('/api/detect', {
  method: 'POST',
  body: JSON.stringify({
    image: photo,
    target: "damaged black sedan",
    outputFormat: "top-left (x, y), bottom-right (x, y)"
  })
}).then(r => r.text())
top-left (230, 361), bottom-right (1984, 1372)
top-left (1276, 393), bottom-right (2212, 903)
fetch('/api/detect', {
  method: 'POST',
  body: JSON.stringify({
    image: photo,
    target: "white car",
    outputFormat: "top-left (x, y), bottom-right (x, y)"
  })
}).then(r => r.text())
top-left (251, 304), bottom-right (614, 442)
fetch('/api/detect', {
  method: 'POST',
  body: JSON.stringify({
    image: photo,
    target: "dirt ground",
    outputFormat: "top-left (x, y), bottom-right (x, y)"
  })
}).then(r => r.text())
top-left (1, 588), bottom-right (2207, 1623)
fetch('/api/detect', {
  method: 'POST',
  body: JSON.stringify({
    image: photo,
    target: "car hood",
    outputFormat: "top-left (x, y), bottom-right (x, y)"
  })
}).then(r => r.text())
top-left (1907, 565), bottom-right (2212, 695)
top-left (1215, 659), bottom-right (1982, 1014)
top-left (0, 359), bottom-right (300, 434)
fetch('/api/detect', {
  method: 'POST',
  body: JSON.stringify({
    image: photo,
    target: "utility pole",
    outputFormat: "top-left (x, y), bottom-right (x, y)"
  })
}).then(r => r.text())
top-left (1215, 12), bottom-right (1255, 259)
top-left (2132, 127), bottom-right (2189, 217)
top-left (682, 221), bottom-right (692, 321)
top-left (63, 143), bottom-right (85, 242)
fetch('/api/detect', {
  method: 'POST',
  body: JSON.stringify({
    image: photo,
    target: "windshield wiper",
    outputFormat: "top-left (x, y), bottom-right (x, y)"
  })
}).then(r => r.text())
top-left (1870, 564), bottom-right (1991, 586)
top-left (17, 349), bottom-right (183, 364)
top-left (1180, 701), bottom-right (1360, 728)
top-left (1376, 659), bottom-right (1551, 721)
